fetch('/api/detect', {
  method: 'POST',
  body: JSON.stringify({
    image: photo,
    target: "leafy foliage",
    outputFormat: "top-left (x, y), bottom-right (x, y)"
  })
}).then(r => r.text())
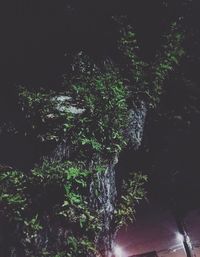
top-left (0, 170), bottom-right (27, 221)
top-left (117, 18), bottom-right (184, 107)
top-left (19, 56), bottom-right (128, 158)
top-left (116, 18), bottom-right (148, 102)
top-left (18, 87), bottom-right (77, 142)
top-left (66, 235), bottom-right (97, 257)
top-left (67, 68), bottom-right (128, 156)
top-left (0, 163), bottom-right (147, 256)
top-left (0, 162), bottom-right (102, 256)
top-left (115, 172), bottom-right (147, 229)
top-left (150, 22), bottom-right (185, 105)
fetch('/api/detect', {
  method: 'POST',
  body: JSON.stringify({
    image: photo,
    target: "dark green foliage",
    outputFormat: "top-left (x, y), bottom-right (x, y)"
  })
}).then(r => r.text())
top-left (0, 162), bottom-right (101, 256)
top-left (18, 87), bottom-right (76, 142)
top-left (0, 164), bottom-right (147, 256)
top-left (66, 235), bottom-right (97, 257)
top-left (0, 170), bottom-right (27, 221)
top-left (19, 59), bottom-right (128, 158)
top-left (117, 19), bottom-right (184, 107)
top-left (115, 172), bottom-right (147, 229)
top-left (150, 22), bottom-right (185, 105)
top-left (67, 71), bottom-right (128, 156)
top-left (116, 18), bottom-right (148, 102)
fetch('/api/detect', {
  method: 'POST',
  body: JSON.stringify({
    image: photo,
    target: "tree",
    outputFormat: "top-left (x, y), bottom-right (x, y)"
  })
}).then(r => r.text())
top-left (0, 1), bottom-right (190, 256)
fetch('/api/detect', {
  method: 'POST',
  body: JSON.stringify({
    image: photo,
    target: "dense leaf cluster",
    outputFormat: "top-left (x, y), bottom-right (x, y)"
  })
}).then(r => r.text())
top-left (0, 162), bottom-right (101, 256)
top-left (19, 57), bottom-right (128, 158)
top-left (115, 172), bottom-right (147, 229)
top-left (117, 19), bottom-right (184, 107)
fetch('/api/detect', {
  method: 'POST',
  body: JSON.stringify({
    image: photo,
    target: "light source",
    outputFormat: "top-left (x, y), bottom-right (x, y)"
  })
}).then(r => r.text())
top-left (175, 231), bottom-right (193, 257)
top-left (114, 245), bottom-right (123, 257)
top-left (176, 232), bottom-right (184, 243)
